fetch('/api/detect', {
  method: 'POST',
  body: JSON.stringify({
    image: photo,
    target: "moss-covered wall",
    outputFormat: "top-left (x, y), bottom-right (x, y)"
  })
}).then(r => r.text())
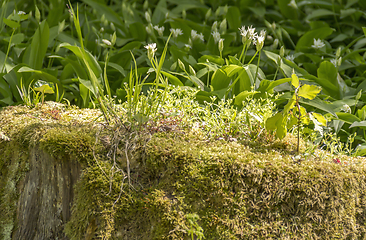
top-left (1, 102), bottom-right (366, 240)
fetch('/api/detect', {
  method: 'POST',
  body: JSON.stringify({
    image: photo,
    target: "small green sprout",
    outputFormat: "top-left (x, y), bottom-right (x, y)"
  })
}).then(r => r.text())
top-left (265, 72), bottom-right (327, 154)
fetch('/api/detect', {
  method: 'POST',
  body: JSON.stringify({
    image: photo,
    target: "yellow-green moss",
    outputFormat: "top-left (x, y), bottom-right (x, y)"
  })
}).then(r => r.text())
top-left (62, 130), bottom-right (366, 239)
top-left (2, 102), bottom-right (366, 239)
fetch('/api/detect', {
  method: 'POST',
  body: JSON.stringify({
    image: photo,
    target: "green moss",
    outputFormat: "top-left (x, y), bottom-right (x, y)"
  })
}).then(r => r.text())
top-left (62, 131), bottom-right (366, 239)
top-left (2, 103), bottom-right (366, 239)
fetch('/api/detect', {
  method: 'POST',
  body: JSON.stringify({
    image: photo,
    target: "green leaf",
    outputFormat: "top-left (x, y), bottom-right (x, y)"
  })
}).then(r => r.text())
top-left (34, 84), bottom-right (54, 94)
top-left (226, 6), bottom-right (241, 30)
top-left (311, 112), bottom-right (327, 126)
top-left (211, 68), bottom-right (229, 90)
top-left (349, 121), bottom-right (366, 129)
top-left (161, 71), bottom-right (183, 86)
top-left (298, 84), bottom-right (321, 100)
top-left (266, 112), bottom-right (282, 131)
top-left (22, 20), bottom-right (50, 70)
top-left (336, 112), bottom-right (361, 124)
top-left (3, 18), bottom-right (20, 29)
top-left (299, 98), bottom-right (337, 117)
top-left (306, 9), bottom-right (335, 21)
top-left (283, 96), bottom-right (296, 114)
top-left (291, 73), bottom-right (299, 88)
top-left (79, 78), bottom-right (97, 96)
top-left (296, 27), bottom-right (333, 51)
top-left (234, 91), bottom-right (259, 106)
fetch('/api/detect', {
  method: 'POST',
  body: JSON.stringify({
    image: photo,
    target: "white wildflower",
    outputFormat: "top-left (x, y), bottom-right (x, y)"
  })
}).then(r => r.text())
top-left (170, 28), bottom-right (183, 38)
top-left (330, 58), bottom-right (337, 67)
top-left (191, 30), bottom-right (205, 42)
top-left (239, 25), bottom-right (257, 44)
top-left (254, 34), bottom-right (265, 51)
top-left (341, 104), bottom-right (351, 113)
top-left (18, 11), bottom-right (26, 15)
top-left (212, 31), bottom-right (221, 43)
top-left (144, 43), bottom-right (157, 60)
top-left (102, 39), bottom-right (112, 46)
top-left (312, 38), bottom-right (325, 49)
top-left (288, 0), bottom-right (298, 9)
top-left (286, 54), bottom-right (295, 62)
top-left (154, 25), bottom-right (165, 37)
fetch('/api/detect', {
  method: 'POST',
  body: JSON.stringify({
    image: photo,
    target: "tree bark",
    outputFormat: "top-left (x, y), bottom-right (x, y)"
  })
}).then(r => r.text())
top-left (13, 147), bottom-right (81, 240)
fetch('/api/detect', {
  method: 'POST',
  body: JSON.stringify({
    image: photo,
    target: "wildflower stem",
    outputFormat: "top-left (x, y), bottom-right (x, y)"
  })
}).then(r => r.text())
top-left (254, 50), bottom-right (261, 84)
top-left (247, 50), bottom-right (258, 65)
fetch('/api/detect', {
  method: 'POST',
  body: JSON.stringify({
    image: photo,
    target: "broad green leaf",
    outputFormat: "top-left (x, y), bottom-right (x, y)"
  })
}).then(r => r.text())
top-left (283, 96), bottom-right (296, 114)
top-left (317, 61), bottom-right (338, 86)
top-left (211, 68), bottom-right (229, 90)
top-left (266, 112), bottom-right (282, 131)
top-left (226, 6), bottom-right (241, 30)
top-left (287, 115), bottom-right (298, 129)
top-left (296, 27), bottom-right (333, 51)
top-left (336, 112), bottom-right (361, 124)
top-left (234, 91), bottom-right (259, 106)
top-left (61, 44), bottom-right (102, 80)
top-left (311, 112), bottom-right (327, 126)
top-left (256, 78), bottom-right (291, 95)
top-left (309, 113), bottom-right (324, 135)
top-left (223, 65), bottom-right (243, 77)
top-left (34, 84), bottom-right (54, 94)
top-left (298, 84), bottom-right (321, 100)
top-left (291, 73), bottom-right (299, 88)
top-left (306, 9), bottom-right (334, 21)
top-left (277, 0), bottom-right (298, 20)
top-left (350, 121), bottom-right (366, 129)
top-left (3, 18), bottom-right (19, 29)
top-left (276, 115), bottom-right (287, 139)
top-left (79, 78), bottom-right (97, 96)
top-left (299, 98), bottom-right (337, 117)
top-left (161, 71), bottom-right (183, 86)
top-left (22, 20), bottom-right (49, 70)
top-left (355, 143), bottom-right (366, 157)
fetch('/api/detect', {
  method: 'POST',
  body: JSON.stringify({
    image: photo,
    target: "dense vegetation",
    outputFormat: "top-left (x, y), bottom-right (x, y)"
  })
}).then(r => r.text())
top-left (2, 0), bottom-right (366, 156)
top-left (2, 0), bottom-right (366, 238)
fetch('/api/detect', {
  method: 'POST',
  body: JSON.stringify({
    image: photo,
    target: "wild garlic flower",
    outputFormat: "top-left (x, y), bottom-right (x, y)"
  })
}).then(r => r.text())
top-left (330, 58), bottom-right (337, 67)
top-left (144, 43), bottom-right (157, 60)
top-left (239, 25), bottom-right (257, 44)
top-left (312, 38), bottom-right (325, 49)
top-left (286, 55), bottom-right (295, 62)
top-left (102, 39), bottom-right (112, 46)
top-left (170, 28), bottom-right (183, 38)
top-left (341, 104), bottom-right (351, 113)
top-left (154, 25), bottom-right (165, 37)
top-left (191, 30), bottom-right (204, 42)
top-left (212, 31), bottom-right (221, 43)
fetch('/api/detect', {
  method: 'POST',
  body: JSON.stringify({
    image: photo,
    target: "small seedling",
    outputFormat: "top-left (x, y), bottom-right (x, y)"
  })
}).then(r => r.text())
top-left (265, 72), bottom-right (327, 154)
top-left (34, 84), bottom-right (54, 105)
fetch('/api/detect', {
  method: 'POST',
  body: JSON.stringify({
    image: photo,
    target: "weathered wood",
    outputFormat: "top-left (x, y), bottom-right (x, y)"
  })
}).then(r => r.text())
top-left (14, 147), bottom-right (81, 240)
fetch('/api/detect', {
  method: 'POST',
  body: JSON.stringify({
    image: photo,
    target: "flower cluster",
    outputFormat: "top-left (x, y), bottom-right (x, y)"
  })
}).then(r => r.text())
top-left (144, 43), bottom-right (157, 60)
top-left (191, 30), bottom-right (204, 42)
top-left (238, 25), bottom-right (266, 51)
top-left (170, 28), bottom-right (183, 38)
top-left (311, 38), bottom-right (325, 49)
top-left (154, 25), bottom-right (165, 37)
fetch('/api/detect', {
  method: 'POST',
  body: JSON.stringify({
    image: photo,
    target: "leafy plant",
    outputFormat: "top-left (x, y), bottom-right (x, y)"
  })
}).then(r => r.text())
top-left (266, 72), bottom-right (327, 154)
